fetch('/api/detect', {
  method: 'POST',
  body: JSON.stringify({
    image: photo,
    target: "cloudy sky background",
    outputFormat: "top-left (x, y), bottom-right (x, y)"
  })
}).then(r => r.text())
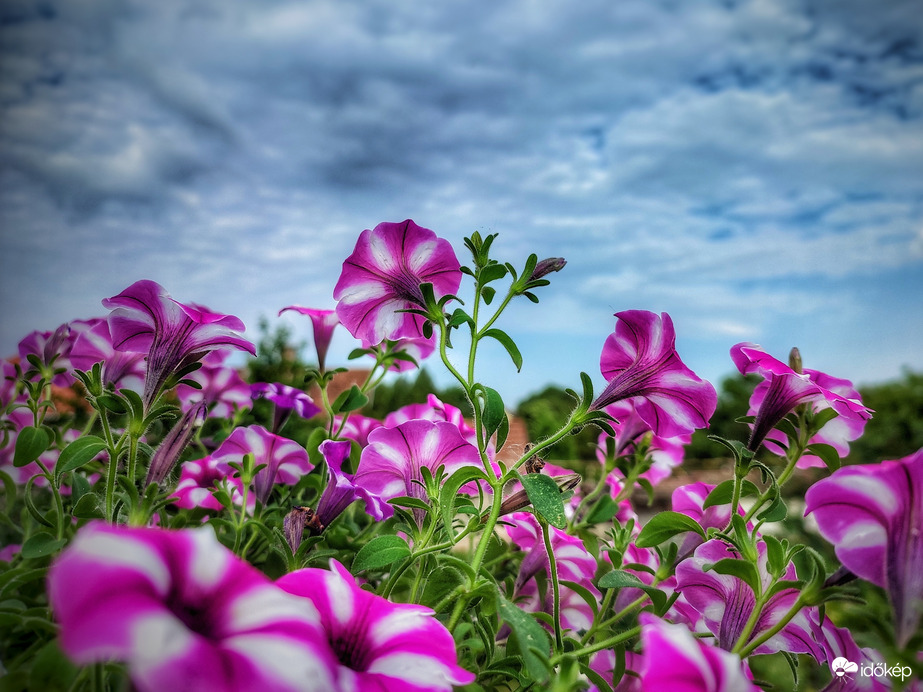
top-left (2, 0), bottom-right (922, 405)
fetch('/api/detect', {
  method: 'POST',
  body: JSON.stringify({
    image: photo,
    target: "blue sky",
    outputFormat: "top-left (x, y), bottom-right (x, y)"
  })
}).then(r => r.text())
top-left (1, 0), bottom-right (921, 406)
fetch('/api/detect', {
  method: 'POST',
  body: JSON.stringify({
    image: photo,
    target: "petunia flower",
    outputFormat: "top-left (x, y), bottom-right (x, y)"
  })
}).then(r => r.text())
top-left (353, 419), bottom-right (481, 522)
top-left (675, 539), bottom-right (825, 659)
top-left (277, 559), bottom-right (475, 691)
top-left (506, 511), bottom-right (600, 631)
top-left (278, 306), bottom-right (339, 373)
top-left (590, 311), bottom-right (717, 438)
top-left (805, 448), bottom-right (923, 648)
top-left (70, 318), bottom-right (146, 391)
top-left (730, 343), bottom-right (871, 453)
top-left (211, 425), bottom-right (313, 504)
top-left (333, 220), bottom-right (462, 345)
top-left (47, 523), bottom-right (337, 692)
top-left (251, 381), bottom-right (321, 433)
top-left (596, 400), bottom-right (690, 486)
top-left (176, 351), bottom-right (251, 419)
top-left (172, 456), bottom-right (254, 513)
top-left (314, 439), bottom-right (387, 529)
top-left (812, 616), bottom-right (892, 692)
top-left (102, 279), bottom-right (255, 408)
top-left (671, 482), bottom-right (746, 562)
top-left (333, 413), bottom-right (383, 448)
top-left (18, 323), bottom-right (75, 386)
top-left (384, 394), bottom-right (478, 448)
top-left (638, 613), bottom-right (759, 692)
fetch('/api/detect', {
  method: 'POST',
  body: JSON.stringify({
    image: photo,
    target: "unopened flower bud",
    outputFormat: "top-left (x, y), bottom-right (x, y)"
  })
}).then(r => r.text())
top-left (283, 506), bottom-right (324, 554)
top-left (146, 401), bottom-right (206, 485)
top-left (530, 257), bottom-right (567, 281)
top-left (789, 347), bottom-right (803, 374)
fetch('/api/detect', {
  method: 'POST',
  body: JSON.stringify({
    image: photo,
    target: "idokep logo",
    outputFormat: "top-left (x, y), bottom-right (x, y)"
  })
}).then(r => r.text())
top-left (831, 657), bottom-right (859, 678)
top-left (830, 657), bottom-right (914, 683)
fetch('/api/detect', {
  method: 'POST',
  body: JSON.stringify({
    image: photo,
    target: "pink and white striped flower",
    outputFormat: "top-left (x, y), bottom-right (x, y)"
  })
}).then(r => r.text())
top-left (48, 523), bottom-right (337, 692)
top-left (334, 413), bottom-right (383, 448)
top-left (315, 440), bottom-right (387, 528)
top-left (353, 419), bottom-right (481, 521)
top-left (103, 280), bottom-right (255, 408)
top-left (18, 323), bottom-right (75, 386)
top-left (730, 344), bottom-right (870, 453)
top-left (70, 318), bottom-right (145, 391)
top-left (385, 394), bottom-right (478, 448)
top-left (590, 311), bottom-right (717, 438)
top-left (675, 539), bottom-right (824, 659)
top-left (638, 613), bottom-right (758, 692)
top-left (211, 425), bottom-right (313, 504)
top-left (278, 306), bottom-right (339, 373)
top-left (506, 512), bottom-right (600, 631)
top-left (333, 220), bottom-right (462, 345)
top-left (277, 559), bottom-right (475, 691)
top-left (176, 351), bottom-right (251, 418)
top-left (671, 482), bottom-right (745, 562)
top-left (805, 448), bottom-right (923, 647)
top-left (172, 456), bottom-right (254, 513)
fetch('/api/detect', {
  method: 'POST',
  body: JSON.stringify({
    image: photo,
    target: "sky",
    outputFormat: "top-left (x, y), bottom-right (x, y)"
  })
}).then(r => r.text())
top-left (1, 0), bottom-right (922, 406)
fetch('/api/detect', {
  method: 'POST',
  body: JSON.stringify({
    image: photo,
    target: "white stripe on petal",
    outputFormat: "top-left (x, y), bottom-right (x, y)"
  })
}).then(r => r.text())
top-left (368, 232), bottom-right (398, 272)
top-left (227, 633), bottom-right (337, 692)
top-left (369, 608), bottom-right (430, 647)
top-left (229, 585), bottom-right (320, 632)
top-left (338, 281), bottom-right (388, 305)
top-left (840, 521), bottom-right (887, 548)
top-left (130, 612), bottom-right (194, 674)
top-left (187, 528), bottom-right (230, 589)
top-left (326, 570), bottom-right (356, 627)
top-left (407, 240), bottom-right (436, 272)
top-left (831, 476), bottom-right (897, 514)
top-left (74, 530), bottom-right (170, 594)
top-left (367, 651), bottom-right (460, 686)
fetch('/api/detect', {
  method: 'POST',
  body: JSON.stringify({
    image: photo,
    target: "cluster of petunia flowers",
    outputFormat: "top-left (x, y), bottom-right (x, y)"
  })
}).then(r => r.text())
top-left (1, 219), bottom-right (920, 691)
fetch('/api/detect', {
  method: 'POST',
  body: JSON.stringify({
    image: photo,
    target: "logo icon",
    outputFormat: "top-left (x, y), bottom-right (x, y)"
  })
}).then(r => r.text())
top-left (831, 657), bottom-right (859, 678)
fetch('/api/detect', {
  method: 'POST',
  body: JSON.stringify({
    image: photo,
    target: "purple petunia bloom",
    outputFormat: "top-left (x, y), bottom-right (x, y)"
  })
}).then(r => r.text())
top-left (315, 439), bottom-right (387, 529)
top-left (47, 523), bottom-right (337, 692)
top-left (18, 323), bottom-right (76, 386)
top-left (70, 318), bottom-right (146, 391)
top-left (175, 351), bottom-right (251, 419)
top-left (278, 306), bottom-right (339, 372)
top-left (675, 539), bottom-right (824, 659)
top-left (384, 394), bottom-right (479, 448)
top-left (353, 419), bottom-right (481, 522)
top-left (506, 512), bottom-right (601, 631)
top-left (671, 482), bottom-right (746, 562)
top-left (590, 311), bottom-right (717, 438)
top-left (333, 220), bottom-right (462, 345)
top-left (251, 382), bottom-right (321, 433)
top-left (813, 617), bottom-right (892, 692)
top-left (211, 425), bottom-right (313, 504)
top-left (277, 559), bottom-right (475, 691)
top-left (638, 613), bottom-right (759, 692)
top-left (172, 456), bottom-right (254, 513)
top-left (334, 413), bottom-right (383, 448)
top-left (805, 449), bottom-right (923, 648)
top-left (102, 280), bottom-right (255, 408)
top-left (730, 344), bottom-right (871, 453)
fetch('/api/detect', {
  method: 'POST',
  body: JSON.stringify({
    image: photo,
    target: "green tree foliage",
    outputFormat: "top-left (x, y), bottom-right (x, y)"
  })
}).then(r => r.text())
top-left (849, 369), bottom-right (923, 463)
top-left (517, 386), bottom-right (599, 461)
top-left (246, 317), bottom-right (309, 387)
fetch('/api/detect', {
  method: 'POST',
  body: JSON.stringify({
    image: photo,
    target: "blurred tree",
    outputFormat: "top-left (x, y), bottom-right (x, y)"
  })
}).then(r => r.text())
top-left (849, 369), bottom-right (923, 464)
top-left (247, 318), bottom-right (309, 387)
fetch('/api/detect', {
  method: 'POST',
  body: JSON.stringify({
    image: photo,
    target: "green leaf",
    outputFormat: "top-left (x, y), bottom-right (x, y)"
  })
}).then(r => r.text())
top-left (706, 558), bottom-right (761, 595)
top-left (72, 493), bottom-right (105, 520)
top-left (21, 532), bottom-right (66, 560)
top-left (55, 436), bottom-right (108, 482)
top-left (331, 385), bottom-right (369, 415)
top-left (13, 427), bottom-right (50, 468)
top-left (635, 511), bottom-right (706, 548)
top-left (805, 443), bottom-right (840, 472)
top-left (480, 262), bottom-right (508, 284)
top-left (483, 329), bottom-right (523, 372)
top-left (597, 569), bottom-right (667, 611)
top-left (351, 535), bottom-right (411, 572)
top-left (388, 496), bottom-right (431, 512)
top-left (440, 466), bottom-right (488, 537)
top-left (480, 386), bottom-right (507, 442)
top-left (703, 480), bottom-right (760, 508)
top-left (586, 495), bottom-right (620, 524)
top-left (519, 473), bottom-right (567, 529)
top-left (497, 594), bottom-right (551, 684)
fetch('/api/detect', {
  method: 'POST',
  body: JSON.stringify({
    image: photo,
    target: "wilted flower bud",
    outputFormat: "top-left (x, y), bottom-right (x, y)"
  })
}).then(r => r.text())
top-left (789, 347), bottom-right (803, 375)
top-left (529, 257), bottom-right (567, 281)
top-left (146, 401), bottom-right (206, 485)
top-left (283, 506), bottom-right (324, 554)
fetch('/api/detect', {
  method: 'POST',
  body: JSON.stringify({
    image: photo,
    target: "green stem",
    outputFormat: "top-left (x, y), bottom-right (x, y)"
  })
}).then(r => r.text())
top-left (735, 595), bottom-right (807, 657)
top-left (551, 625), bottom-right (641, 665)
top-left (541, 519), bottom-right (564, 653)
top-left (35, 459), bottom-right (65, 540)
